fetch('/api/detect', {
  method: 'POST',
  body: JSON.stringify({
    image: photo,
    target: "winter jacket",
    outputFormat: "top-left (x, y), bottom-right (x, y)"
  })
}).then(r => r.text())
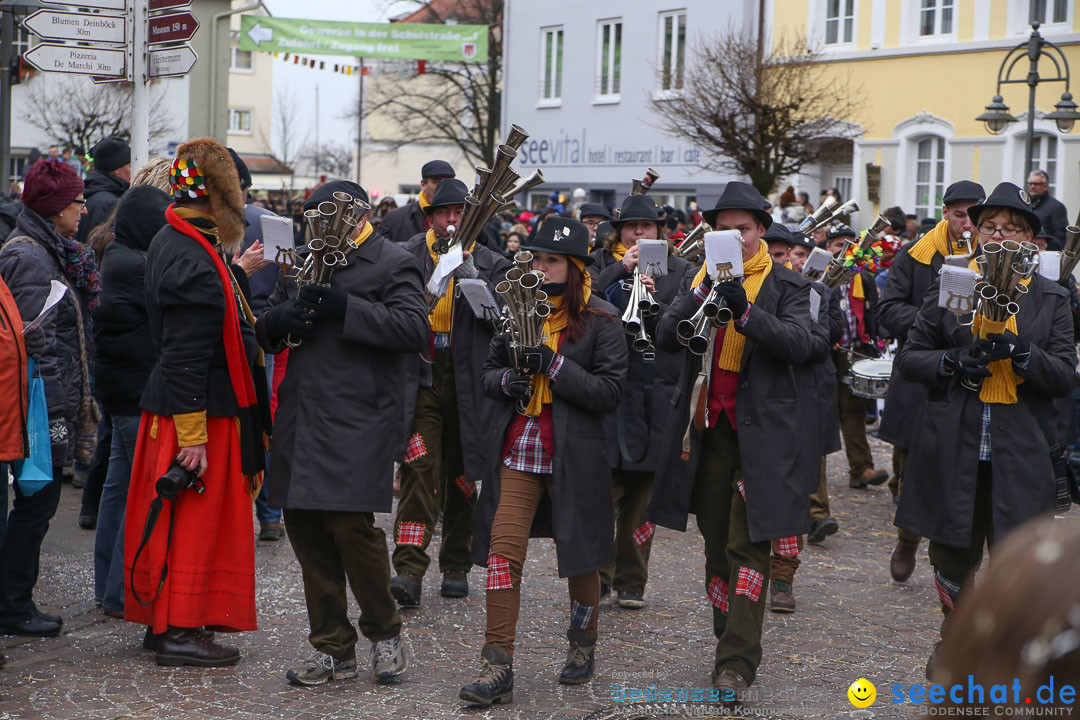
top-left (0, 275), bottom-right (28, 461)
top-left (237, 203), bottom-right (283, 318)
top-left (75, 170), bottom-right (129, 245)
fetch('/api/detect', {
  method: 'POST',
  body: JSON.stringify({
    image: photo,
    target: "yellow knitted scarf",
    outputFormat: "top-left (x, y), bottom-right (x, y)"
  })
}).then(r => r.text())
top-left (611, 242), bottom-right (629, 263)
top-left (967, 256), bottom-right (1029, 404)
top-left (909, 219), bottom-right (958, 266)
top-left (418, 192), bottom-right (431, 213)
top-left (691, 239), bottom-right (772, 372)
top-left (426, 229), bottom-right (454, 332)
top-left (524, 257), bottom-right (590, 416)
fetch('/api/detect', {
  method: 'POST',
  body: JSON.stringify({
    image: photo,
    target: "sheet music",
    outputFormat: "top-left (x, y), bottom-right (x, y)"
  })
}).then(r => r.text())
top-left (637, 239), bottom-right (669, 276)
top-left (802, 247), bottom-right (832, 280)
top-left (1038, 251), bottom-right (1060, 281)
top-left (22, 280), bottom-right (67, 334)
top-left (704, 230), bottom-right (744, 281)
top-left (938, 266), bottom-right (978, 316)
top-left (456, 278), bottom-right (498, 319)
top-left (809, 288), bottom-right (821, 323)
top-left (260, 214), bottom-right (295, 261)
top-left (427, 243), bottom-right (463, 296)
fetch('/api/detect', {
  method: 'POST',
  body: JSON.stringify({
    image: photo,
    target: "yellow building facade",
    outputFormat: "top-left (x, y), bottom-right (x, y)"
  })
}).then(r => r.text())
top-left (768, 0), bottom-right (1080, 222)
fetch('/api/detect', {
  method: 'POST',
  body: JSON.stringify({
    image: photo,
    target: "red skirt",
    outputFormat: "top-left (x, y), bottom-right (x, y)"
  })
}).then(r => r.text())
top-left (124, 412), bottom-right (256, 633)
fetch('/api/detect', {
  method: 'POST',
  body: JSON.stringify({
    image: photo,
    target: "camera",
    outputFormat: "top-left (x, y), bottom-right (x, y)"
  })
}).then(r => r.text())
top-left (155, 461), bottom-right (205, 500)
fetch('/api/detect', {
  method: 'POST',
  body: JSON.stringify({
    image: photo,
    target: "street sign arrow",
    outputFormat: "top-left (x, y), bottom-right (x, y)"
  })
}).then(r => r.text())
top-left (23, 9), bottom-right (126, 44)
top-left (148, 0), bottom-right (191, 11)
top-left (40, 0), bottom-right (127, 10)
top-left (148, 44), bottom-right (197, 78)
top-left (148, 10), bottom-right (198, 44)
top-left (245, 20), bottom-right (273, 47)
top-left (23, 42), bottom-right (125, 77)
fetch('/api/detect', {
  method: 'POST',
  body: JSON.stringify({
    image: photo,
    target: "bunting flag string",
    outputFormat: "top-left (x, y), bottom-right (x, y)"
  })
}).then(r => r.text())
top-left (271, 51), bottom-right (427, 77)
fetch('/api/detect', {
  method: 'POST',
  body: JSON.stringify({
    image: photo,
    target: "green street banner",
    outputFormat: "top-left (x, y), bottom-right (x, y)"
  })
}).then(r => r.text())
top-left (239, 16), bottom-right (488, 62)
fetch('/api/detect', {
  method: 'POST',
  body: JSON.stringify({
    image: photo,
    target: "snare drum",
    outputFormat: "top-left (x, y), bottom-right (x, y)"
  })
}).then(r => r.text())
top-left (848, 358), bottom-right (893, 399)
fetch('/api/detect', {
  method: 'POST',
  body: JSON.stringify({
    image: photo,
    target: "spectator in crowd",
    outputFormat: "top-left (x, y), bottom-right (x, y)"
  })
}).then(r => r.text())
top-left (76, 137), bottom-right (131, 246)
top-left (0, 159), bottom-right (99, 637)
top-left (1027, 169), bottom-right (1069, 251)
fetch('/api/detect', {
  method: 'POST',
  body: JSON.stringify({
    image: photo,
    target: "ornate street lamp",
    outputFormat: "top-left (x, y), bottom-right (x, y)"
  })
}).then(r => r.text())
top-left (976, 23), bottom-right (1078, 180)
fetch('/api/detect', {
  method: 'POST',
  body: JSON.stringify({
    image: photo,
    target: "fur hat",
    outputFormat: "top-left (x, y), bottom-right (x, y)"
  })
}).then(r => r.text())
top-left (170, 138), bottom-right (245, 250)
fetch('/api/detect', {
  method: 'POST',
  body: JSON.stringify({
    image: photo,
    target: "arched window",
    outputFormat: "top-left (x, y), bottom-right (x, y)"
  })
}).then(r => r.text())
top-left (913, 136), bottom-right (946, 221)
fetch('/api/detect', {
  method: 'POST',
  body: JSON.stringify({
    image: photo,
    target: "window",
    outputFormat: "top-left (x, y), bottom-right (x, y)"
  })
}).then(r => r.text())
top-left (825, 0), bottom-right (855, 45)
top-left (1030, 0), bottom-right (1068, 25)
top-left (539, 26), bottom-right (563, 103)
top-left (1030, 135), bottom-right (1058, 195)
top-left (834, 176), bottom-right (852, 202)
top-left (658, 11), bottom-right (687, 92)
top-left (230, 47), bottom-right (253, 72)
top-left (228, 109), bottom-right (253, 134)
top-left (914, 136), bottom-right (946, 220)
top-left (595, 19), bottom-right (622, 100)
top-left (13, 26), bottom-right (34, 57)
top-left (919, 0), bottom-right (954, 36)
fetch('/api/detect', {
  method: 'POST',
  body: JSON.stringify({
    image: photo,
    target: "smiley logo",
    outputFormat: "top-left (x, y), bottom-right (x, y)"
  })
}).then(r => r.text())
top-left (848, 678), bottom-right (876, 708)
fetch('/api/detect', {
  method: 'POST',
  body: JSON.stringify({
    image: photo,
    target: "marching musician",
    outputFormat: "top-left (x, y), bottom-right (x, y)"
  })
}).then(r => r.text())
top-left (826, 224), bottom-right (887, 491)
top-left (876, 180), bottom-right (984, 583)
top-left (647, 182), bottom-right (815, 701)
top-left (460, 217), bottom-right (627, 705)
top-left (376, 159), bottom-right (456, 245)
top-left (255, 181), bottom-right (428, 686)
top-left (895, 182), bottom-right (1076, 677)
top-left (591, 194), bottom-right (691, 610)
top-left (391, 178), bottom-right (511, 607)
top-left (578, 202), bottom-right (612, 250)
top-left (125, 138), bottom-right (269, 666)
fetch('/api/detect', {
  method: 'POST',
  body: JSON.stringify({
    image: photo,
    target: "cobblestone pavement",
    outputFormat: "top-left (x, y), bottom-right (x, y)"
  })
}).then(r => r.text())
top-left (1, 436), bottom-right (1076, 719)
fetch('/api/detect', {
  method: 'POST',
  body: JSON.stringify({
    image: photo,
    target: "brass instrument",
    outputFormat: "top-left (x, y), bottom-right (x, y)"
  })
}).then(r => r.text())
top-left (675, 284), bottom-right (733, 355)
top-left (495, 250), bottom-right (553, 412)
top-left (820, 215), bottom-right (890, 289)
top-left (800, 198), bottom-right (860, 236)
top-left (614, 168), bottom-right (660, 219)
top-left (674, 221), bottom-right (711, 260)
top-left (621, 263), bottom-right (662, 353)
top-left (961, 238), bottom-right (1039, 391)
top-left (1060, 225), bottom-right (1080, 281)
top-left (285, 190), bottom-right (371, 347)
top-left (797, 196), bottom-right (839, 233)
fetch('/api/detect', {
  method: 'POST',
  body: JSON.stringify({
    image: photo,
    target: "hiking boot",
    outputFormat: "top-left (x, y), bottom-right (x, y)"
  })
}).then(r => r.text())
top-left (259, 522), bottom-right (284, 541)
top-left (390, 574), bottom-right (421, 608)
top-left (286, 652), bottom-right (357, 686)
top-left (890, 539), bottom-right (918, 582)
top-left (559, 628), bottom-right (596, 685)
top-left (769, 580), bottom-right (796, 614)
top-left (460, 644), bottom-right (514, 706)
top-left (806, 516), bottom-right (838, 544)
top-left (616, 590), bottom-right (645, 610)
top-left (155, 627), bottom-right (240, 667)
top-left (850, 468), bottom-right (888, 489)
top-left (441, 571), bottom-right (469, 598)
top-left (712, 668), bottom-right (749, 706)
top-left (370, 634), bottom-right (407, 682)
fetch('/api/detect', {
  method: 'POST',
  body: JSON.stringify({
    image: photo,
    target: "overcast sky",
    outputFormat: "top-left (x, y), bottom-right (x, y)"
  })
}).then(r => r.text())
top-left (259, 0), bottom-right (416, 164)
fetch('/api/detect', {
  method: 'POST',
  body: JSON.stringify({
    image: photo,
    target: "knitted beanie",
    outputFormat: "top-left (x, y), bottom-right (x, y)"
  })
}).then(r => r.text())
top-left (21, 159), bottom-right (85, 218)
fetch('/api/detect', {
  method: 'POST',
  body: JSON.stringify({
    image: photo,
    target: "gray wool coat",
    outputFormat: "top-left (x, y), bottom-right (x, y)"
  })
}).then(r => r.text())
top-left (255, 233), bottom-right (429, 512)
top-left (895, 274), bottom-right (1076, 547)
top-left (472, 296), bottom-right (628, 578)
top-left (647, 262), bottom-right (816, 542)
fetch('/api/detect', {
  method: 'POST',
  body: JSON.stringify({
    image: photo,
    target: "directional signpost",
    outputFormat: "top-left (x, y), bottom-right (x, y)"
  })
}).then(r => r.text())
top-left (147, 0), bottom-right (190, 9)
top-left (148, 44), bottom-right (196, 78)
top-left (147, 10), bottom-right (197, 44)
top-left (23, 43), bottom-right (126, 77)
top-left (40, 0), bottom-right (126, 10)
top-left (23, 9), bottom-right (126, 44)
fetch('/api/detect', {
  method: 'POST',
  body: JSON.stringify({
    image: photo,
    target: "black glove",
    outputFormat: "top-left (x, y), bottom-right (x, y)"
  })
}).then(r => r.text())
top-left (697, 269), bottom-right (713, 292)
top-left (503, 370), bottom-right (531, 401)
top-left (266, 300), bottom-right (315, 344)
top-left (297, 283), bottom-right (348, 323)
top-left (521, 344), bottom-right (557, 376)
top-left (942, 346), bottom-right (992, 378)
top-left (714, 280), bottom-right (749, 318)
top-left (984, 331), bottom-right (1031, 363)
top-left (23, 327), bottom-right (46, 360)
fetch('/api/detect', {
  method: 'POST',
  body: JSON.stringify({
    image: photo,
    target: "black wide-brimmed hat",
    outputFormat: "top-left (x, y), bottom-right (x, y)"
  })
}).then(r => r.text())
top-left (520, 216), bottom-right (592, 262)
top-left (763, 222), bottom-right (793, 245)
top-left (611, 195), bottom-right (661, 229)
top-left (579, 202), bottom-right (611, 221)
top-left (967, 182), bottom-right (1042, 236)
top-left (423, 178), bottom-right (469, 215)
top-left (702, 182), bottom-right (772, 230)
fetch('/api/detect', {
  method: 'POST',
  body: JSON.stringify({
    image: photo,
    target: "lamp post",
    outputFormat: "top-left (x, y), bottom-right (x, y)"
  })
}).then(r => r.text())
top-left (0, 0), bottom-right (46, 197)
top-left (976, 22), bottom-right (1080, 181)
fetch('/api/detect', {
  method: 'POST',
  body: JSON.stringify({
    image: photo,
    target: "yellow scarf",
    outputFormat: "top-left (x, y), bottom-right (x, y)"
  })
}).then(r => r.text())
top-left (611, 242), bottom-right (629, 263)
top-left (967, 256), bottom-right (1029, 404)
top-left (418, 192), bottom-right (431, 213)
top-left (909, 219), bottom-right (961, 266)
top-left (426, 229), bottom-right (455, 332)
top-left (691, 239), bottom-right (773, 372)
top-left (352, 220), bottom-right (373, 247)
top-left (524, 257), bottom-right (590, 416)
top-left (852, 272), bottom-right (865, 299)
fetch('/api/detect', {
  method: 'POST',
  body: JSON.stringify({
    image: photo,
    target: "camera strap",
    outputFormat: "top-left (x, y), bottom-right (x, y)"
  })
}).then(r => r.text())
top-left (129, 496), bottom-right (177, 607)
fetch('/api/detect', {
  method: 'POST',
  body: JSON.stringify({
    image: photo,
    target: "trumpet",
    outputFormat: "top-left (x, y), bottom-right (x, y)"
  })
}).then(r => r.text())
top-left (1060, 225), bottom-right (1080, 282)
top-left (676, 284), bottom-right (733, 355)
top-left (621, 264), bottom-right (662, 352)
top-left (674, 221), bottom-right (712, 260)
top-left (494, 250), bottom-right (553, 412)
top-left (285, 191), bottom-right (372, 347)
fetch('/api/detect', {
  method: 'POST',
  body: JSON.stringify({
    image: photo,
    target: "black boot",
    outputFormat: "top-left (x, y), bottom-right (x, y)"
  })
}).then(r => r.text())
top-left (459, 644), bottom-right (513, 706)
top-left (559, 628), bottom-right (595, 685)
top-left (155, 627), bottom-right (240, 667)
top-left (390, 574), bottom-right (421, 608)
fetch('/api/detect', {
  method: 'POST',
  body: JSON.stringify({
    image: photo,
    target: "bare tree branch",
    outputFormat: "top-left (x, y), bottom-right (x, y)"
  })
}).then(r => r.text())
top-left (263, 86), bottom-right (305, 171)
top-left (22, 77), bottom-right (176, 155)
top-left (651, 28), bottom-right (860, 196)
top-left (300, 141), bottom-right (353, 178)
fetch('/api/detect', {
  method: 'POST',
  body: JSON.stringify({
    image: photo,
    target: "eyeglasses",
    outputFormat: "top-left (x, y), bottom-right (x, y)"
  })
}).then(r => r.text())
top-left (977, 222), bottom-right (1022, 238)
top-left (72, 198), bottom-right (87, 205)
top-left (1027, 181), bottom-right (1048, 187)
top-left (581, 219), bottom-right (601, 228)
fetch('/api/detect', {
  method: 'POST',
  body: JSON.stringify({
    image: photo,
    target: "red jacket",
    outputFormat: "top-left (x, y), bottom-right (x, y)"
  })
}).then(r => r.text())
top-left (0, 276), bottom-right (28, 461)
